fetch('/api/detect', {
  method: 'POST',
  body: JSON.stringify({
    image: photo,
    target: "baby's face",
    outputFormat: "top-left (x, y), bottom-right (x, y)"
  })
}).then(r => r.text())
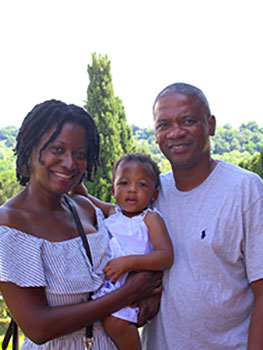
top-left (111, 160), bottom-right (158, 218)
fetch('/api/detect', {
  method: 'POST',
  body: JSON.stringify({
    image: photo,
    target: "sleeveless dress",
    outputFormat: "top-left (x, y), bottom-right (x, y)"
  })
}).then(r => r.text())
top-left (0, 206), bottom-right (117, 350)
top-left (93, 207), bottom-right (155, 323)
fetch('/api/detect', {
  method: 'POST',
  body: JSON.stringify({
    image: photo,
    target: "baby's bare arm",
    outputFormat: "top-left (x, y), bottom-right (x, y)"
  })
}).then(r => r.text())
top-left (104, 212), bottom-right (174, 282)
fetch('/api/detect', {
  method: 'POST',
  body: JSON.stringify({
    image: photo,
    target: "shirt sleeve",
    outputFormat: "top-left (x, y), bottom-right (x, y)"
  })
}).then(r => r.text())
top-left (243, 176), bottom-right (263, 283)
top-left (0, 226), bottom-right (46, 287)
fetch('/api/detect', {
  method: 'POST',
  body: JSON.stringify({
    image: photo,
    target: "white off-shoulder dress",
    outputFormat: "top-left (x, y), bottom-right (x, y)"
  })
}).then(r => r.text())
top-left (0, 206), bottom-right (117, 350)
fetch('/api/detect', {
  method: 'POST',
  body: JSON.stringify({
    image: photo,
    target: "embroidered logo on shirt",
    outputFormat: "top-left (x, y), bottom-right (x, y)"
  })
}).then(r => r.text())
top-left (201, 230), bottom-right (206, 239)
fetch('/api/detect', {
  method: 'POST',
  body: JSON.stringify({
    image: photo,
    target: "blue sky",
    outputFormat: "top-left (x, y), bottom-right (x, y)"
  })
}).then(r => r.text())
top-left (1, 0), bottom-right (263, 129)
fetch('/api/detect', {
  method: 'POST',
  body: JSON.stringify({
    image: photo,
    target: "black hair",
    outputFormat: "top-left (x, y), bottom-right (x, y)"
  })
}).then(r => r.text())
top-left (112, 153), bottom-right (160, 188)
top-left (153, 82), bottom-right (211, 115)
top-left (15, 99), bottom-right (100, 186)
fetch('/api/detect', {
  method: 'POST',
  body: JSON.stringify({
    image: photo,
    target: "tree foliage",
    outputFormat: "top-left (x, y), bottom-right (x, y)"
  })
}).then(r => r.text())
top-left (132, 122), bottom-right (263, 169)
top-left (239, 148), bottom-right (263, 178)
top-left (0, 127), bottom-right (22, 205)
top-left (0, 168), bottom-right (22, 205)
top-left (211, 122), bottom-right (263, 155)
top-left (0, 126), bottom-right (17, 149)
top-left (85, 53), bottom-right (137, 201)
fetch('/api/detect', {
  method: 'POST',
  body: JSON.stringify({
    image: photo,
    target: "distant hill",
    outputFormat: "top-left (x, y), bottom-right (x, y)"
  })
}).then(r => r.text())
top-left (1, 121), bottom-right (263, 176)
top-left (132, 121), bottom-right (263, 166)
top-left (0, 125), bottom-right (17, 148)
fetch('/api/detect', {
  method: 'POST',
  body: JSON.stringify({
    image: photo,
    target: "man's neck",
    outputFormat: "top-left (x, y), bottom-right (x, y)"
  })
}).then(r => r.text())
top-left (172, 158), bottom-right (217, 191)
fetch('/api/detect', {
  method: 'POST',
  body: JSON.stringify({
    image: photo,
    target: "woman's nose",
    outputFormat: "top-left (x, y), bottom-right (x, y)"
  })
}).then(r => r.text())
top-left (61, 152), bottom-right (75, 169)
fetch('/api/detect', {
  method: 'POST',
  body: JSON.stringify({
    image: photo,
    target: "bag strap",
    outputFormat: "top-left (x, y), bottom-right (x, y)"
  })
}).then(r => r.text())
top-left (63, 195), bottom-right (93, 266)
top-left (63, 195), bottom-right (94, 344)
top-left (2, 318), bottom-right (18, 350)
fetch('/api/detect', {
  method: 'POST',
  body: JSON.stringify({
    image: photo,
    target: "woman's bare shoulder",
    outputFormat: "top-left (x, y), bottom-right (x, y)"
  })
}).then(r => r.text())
top-left (69, 193), bottom-right (96, 216)
top-left (0, 190), bottom-right (29, 227)
top-left (70, 193), bottom-right (95, 209)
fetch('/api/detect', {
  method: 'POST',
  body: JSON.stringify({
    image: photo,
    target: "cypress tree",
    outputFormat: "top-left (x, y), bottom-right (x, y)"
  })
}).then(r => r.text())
top-left (85, 53), bottom-right (137, 201)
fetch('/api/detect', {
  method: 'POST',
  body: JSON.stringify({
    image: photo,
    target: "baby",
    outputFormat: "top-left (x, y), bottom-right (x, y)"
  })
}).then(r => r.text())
top-left (81, 153), bottom-right (173, 350)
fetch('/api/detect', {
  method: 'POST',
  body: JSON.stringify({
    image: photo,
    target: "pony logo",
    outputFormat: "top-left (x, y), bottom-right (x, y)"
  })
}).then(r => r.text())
top-left (201, 230), bottom-right (206, 239)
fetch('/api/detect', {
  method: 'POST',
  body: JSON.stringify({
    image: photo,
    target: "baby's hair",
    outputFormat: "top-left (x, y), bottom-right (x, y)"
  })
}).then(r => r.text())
top-left (153, 82), bottom-right (211, 115)
top-left (112, 153), bottom-right (160, 188)
top-left (15, 99), bottom-right (100, 186)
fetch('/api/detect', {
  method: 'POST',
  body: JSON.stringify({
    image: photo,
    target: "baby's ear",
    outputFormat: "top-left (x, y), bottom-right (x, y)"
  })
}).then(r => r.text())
top-left (152, 188), bottom-right (159, 202)
top-left (110, 184), bottom-right (115, 197)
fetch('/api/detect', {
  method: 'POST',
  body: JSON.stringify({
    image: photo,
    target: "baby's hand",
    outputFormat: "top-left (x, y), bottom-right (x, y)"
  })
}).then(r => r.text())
top-left (104, 256), bottom-right (133, 283)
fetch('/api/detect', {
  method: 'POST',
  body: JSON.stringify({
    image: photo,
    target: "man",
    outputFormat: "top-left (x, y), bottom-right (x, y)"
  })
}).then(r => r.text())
top-left (141, 83), bottom-right (263, 349)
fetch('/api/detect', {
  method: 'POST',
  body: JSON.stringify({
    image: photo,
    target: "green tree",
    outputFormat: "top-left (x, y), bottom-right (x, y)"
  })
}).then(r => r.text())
top-left (0, 169), bottom-right (22, 205)
top-left (240, 148), bottom-right (263, 178)
top-left (85, 53), bottom-right (137, 201)
top-left (215, 150), bottom-right (251, 165)
top-left (131, 122), bottom-right (263, 169)
top-left (0, 141), bottom-right (22, 204)
top-left (0, 126), bottom-right (17, 148)
top-left (255, 149), bottom-right (263, 178)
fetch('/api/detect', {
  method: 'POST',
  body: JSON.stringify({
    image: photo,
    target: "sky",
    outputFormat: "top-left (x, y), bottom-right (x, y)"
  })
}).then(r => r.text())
top-left (1, 0), bottom-right (263, 130)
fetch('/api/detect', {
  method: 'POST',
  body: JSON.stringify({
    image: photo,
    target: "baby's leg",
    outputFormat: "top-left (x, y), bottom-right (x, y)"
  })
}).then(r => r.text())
top-left (102, 315), bottom-right (141, 350)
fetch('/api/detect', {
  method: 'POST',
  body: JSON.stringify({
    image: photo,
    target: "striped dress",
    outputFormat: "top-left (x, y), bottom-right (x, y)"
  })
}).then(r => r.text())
top-left (0, 207), bottom-right (117, 350)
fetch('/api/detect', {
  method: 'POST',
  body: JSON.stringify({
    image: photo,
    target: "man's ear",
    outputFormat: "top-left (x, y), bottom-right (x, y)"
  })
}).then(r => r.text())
top-left (152, 188), bottom-right (159, 202)
top-left (208, 115), bottom-right (216, 136)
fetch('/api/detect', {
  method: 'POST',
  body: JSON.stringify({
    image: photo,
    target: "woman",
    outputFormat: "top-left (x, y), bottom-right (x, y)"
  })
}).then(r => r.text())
top-left (0, 100), bottom-right (161, 349)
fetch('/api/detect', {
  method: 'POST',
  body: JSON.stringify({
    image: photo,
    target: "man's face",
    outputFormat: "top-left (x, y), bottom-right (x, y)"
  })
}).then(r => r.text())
top-left (154, 93), bottom-right (215, 171)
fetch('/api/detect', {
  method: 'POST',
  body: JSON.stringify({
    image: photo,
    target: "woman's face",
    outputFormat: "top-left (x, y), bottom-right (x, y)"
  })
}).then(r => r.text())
top-left (30, 122), bottom-right (88, 195)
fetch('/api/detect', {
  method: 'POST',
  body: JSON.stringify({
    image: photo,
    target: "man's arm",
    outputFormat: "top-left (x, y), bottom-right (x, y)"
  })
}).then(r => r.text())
top-left (248, 278), bottom-right (263, 349)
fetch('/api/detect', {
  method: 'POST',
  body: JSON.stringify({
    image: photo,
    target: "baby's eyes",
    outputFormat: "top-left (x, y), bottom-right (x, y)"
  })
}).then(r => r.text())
top-left (118, 181), bottom-right (128, 185)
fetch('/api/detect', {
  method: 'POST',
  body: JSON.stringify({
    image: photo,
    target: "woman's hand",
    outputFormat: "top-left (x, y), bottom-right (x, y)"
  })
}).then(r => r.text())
top-left (123, 271), bottom-right (162, 305)
top-left (123, 271), bottom-right (162, 326)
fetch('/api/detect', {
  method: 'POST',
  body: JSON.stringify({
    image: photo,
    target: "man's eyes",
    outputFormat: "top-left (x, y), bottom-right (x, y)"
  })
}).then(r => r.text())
top-left (156, 122), bottom-right (169, 130)
top-left (182, 118), bottom-right (196, 126)
top-left (156, 118), bottom-right (197, 130)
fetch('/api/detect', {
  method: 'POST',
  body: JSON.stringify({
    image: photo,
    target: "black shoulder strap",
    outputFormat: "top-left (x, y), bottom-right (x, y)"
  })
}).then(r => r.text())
top-left (63, 195), bottom-right (93, 266)
top-left (2, 318), bottom-right (18, 350)
top-left (63, 195), bottom-right (94, 341)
